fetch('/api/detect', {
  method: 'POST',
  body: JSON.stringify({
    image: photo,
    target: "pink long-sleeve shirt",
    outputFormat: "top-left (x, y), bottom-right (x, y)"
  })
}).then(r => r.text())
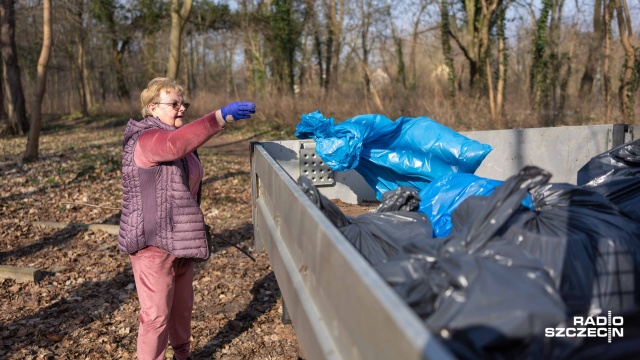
top-left (133, 112), bottom-right (224, 198)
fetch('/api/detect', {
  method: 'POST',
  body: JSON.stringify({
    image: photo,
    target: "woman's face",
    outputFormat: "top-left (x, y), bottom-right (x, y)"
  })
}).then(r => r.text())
top-left (148, 89), bottom-right (187, 128)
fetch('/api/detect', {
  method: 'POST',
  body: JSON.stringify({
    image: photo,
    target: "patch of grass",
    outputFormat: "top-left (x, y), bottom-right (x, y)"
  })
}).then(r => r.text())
top-left (61, 112), bottom-right (85, 121)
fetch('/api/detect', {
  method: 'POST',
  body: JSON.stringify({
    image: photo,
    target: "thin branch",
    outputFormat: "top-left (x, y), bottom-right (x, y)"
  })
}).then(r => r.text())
top-left (447, 29), bottom-right (473, 63)
top-left (209, 232), bottom-right (257, 262)
top-left (61, 202), bottom-right (120, 210)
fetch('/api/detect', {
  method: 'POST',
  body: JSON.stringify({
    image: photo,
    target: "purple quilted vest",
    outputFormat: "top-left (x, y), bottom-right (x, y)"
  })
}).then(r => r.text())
top-left (118, 116), bottom-right (209, 259)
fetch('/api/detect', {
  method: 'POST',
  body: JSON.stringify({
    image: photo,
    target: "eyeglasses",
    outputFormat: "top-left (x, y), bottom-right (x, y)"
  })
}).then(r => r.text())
top-left (154, 101), bottom-right (190, 111)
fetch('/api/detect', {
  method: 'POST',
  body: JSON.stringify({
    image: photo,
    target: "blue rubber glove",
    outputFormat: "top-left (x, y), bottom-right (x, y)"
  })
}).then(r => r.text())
top-left (220, 101), bottom-right (256, 123)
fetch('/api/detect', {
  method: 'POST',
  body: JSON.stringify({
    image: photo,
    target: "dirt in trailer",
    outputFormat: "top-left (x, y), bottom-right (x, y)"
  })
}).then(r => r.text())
top-left (331, 199), bottom-right (380, 218)
top-left (0, 121), bottom-right (300, 359)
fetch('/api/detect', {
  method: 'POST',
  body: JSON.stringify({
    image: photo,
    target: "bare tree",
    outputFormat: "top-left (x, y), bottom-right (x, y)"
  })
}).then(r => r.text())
top-left (166, 0), bottom-right (192, 80)
top-left (442, 0), bottom-right (510, 123)
top-left (447, 0), bottom-right (503, 92)
top-left (386, 2), bottom-right (407, 90)
top-left (440, 0), bottom-right (456, 97)
top-left (89, 0), bottom-right (143, 99)
top-left (23, 0), bottom-right (52, 161)
top-left (613, 0), bottom-right (638, 119)
top-left (0, 0), bottom-right (28, 135)
top-left (530, 0), bottom-right (573, 126)
top-left (73, 0), bottom-right (90, 116)
top-left (348, 0), bottom-right (384, 112)
top-left (298, 0), bottom-right (316, 92)
top-left (324, 0), bottom-right (336, 92)
top-left (332, 0), bottom-right (346, 92)
top-left (310, 0), bottom-right (324, 88)
top-left (322, 0), bottom-right (346, 93)
top-left (358, 0), bottom-right (374, 94)
top-left (241, 0), bottom-right (268, 95)
top-left (603, 0), bottom-right (613, 121)
top-left (408, 0), bottom-right (431, 90)
top-left (488, 4), bottom-right (510, 127)
top-left (578, 0), bottom-right (604, 98)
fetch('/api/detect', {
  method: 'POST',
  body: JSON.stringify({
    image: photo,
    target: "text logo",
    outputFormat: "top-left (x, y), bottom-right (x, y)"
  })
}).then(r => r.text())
top-left (545, 311), bottom-right (623, 343)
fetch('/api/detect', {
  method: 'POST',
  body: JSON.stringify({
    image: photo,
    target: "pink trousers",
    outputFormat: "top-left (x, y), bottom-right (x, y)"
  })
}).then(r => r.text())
top-left (130, 246), bottom-right (194, 360)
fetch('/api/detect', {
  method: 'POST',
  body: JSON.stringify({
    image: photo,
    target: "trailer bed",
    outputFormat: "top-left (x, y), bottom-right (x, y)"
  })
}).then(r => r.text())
top-left (251, 123), bottom-right (638, 360)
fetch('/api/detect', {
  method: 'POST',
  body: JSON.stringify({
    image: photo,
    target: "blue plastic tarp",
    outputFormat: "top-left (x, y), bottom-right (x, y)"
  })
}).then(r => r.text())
top-left (295, 111), bottom-right (493, 200)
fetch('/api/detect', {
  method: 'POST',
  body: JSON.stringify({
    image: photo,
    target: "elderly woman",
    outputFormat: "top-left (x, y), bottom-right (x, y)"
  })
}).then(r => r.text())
top-left (118, 77), bottom-right (255, 360)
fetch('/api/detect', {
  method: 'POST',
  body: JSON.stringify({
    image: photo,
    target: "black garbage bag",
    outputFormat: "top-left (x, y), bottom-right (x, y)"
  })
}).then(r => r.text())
top-left (297, 177), bottom-right (433, 265)
top-left (297, 176), bottom-right (351, 228)
top-left (376, 167), bottom-right (569, 359)
top-left (498, 182), bottom-right (640, 317)
top-left (375, 186), bottom-right (422, 212)
top-left (577, 139), bottom-right (640, 223)
top-left (340, 211), bottom-right (433, 265)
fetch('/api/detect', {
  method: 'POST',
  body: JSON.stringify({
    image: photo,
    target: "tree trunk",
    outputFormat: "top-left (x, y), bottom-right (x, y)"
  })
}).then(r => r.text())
top-left (409, 1), bottom-right (429, 90)
top-left (440, 0), bottom-right (456, 97)
top-left (227, 36), bottom-right (236, 96)
top-left (166, 0), bottom-right (193, 80)
top-left (359, 0), bottom-right (371, 93)
top-left (614, 0), bottom-right (637, 119)
top-left (299, 22), bottom-right (311, 92)
top-left (0, 0), bottom-right (28, 135)
top-left (548, 0), bottom-right (565, 119)
top-left (447, 0), bottom-right (500, 94)
top-left (200, 33), bottom-right (207, 90)
top-left (113, 42), bottom-right (130, 99)
top-left (530, 0), bottom-right (552, 113)
top-left (240, 0), bottom-right (266, 95)
top-left (486, 57), bottom-right (496, 121)
top-left (143, 33), bottom-right (157, 80)
top-left (76, 40), bottom-right (88, 116)
top-left (463, 0), bottom-right (477, 89)
top-left (75, 0), bottom-right (88, 117)
top-left (241, 0), bottom-right (255, 93)
top-left (387, 4), bottom-right (406, 90)
top-left (81, 40), bottom-right (93, 112)
top-left (495, 7), bottom-right (507, 127)
top-left (188, 31), bottom-right (195, 93)
top-left (0, 57), bottom-right (4, 120)
top-left (603, 0), bottom-right (613, 122)
top-left (323, 0), bottom-right (336, 92)
top-left (477, 0), bottom-right (500, 98)
top-left (578, 0), bottom-right (604, 98)
top-left (314, 31), bottom-right (324, 88)
top-left (362, 63), bottom-right (385, 113)
top-left (23, 0), bottom-right (51, 161)
top-left (331, 0), bottom-right (345, 92)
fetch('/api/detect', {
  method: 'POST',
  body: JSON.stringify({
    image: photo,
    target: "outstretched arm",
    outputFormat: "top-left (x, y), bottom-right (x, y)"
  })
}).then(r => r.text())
top-left (135, 112), bottom-right (223, 166)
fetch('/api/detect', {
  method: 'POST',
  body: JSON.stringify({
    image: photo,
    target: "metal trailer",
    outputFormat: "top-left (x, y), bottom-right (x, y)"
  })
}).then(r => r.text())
top-left (250, 124), bottom-right (638, 360)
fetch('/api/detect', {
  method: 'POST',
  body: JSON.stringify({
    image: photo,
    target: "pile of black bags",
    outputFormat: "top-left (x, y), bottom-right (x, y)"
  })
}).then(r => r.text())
top-left (297, 140), bottom-right (640, 359)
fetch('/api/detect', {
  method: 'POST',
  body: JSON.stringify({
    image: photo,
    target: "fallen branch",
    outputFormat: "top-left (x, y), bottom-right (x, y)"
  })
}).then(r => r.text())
top-left (0, 265), bottom-right (43, 282)
top-left (32, 221), bottom-right (119, 235)
top-left (61, 202), bottom-right (120, 210)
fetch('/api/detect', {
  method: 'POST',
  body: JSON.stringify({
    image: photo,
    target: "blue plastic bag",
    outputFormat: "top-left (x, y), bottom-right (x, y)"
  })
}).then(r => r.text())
top-left (418, 173), bottom-right (534, 237)
top-left (295, 111), bottom-right (493, 199)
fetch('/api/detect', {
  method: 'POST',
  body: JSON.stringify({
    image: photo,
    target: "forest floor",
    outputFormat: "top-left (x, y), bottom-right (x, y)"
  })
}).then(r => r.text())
top-left (0, 116), bottom-right (300, 359)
